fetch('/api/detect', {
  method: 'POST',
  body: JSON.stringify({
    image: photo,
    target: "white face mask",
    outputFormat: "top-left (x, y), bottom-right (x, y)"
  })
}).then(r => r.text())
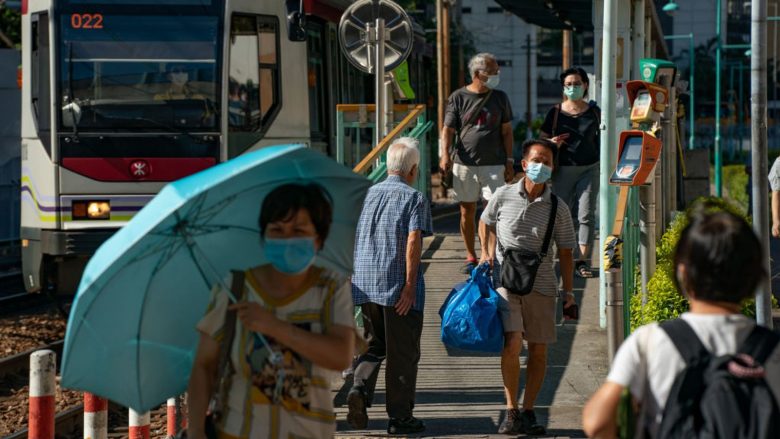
top-left (171, 72), bottom-right (188, 87)
top-left (484, 74), bottom-right (500, 89)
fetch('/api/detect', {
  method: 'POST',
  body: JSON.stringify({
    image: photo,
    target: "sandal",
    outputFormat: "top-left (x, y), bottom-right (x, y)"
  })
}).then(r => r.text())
top-left (575, 261), bottom-right (594, 278)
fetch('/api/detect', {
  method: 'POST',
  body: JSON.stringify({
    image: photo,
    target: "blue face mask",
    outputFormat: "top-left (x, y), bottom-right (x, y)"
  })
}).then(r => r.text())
top-left (525, 162), bottom-right (552, 184)
top-left (263, 237), bottom-right (317, 274)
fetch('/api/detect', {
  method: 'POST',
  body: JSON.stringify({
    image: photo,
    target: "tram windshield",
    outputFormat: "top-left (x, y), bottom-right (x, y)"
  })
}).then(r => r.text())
top-left (59, 10), bottom-right (220, 131)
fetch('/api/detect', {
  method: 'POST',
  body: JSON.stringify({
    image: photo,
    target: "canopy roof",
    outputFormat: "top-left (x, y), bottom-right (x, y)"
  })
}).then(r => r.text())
top-left (494, 0), bottom-right (594, 31)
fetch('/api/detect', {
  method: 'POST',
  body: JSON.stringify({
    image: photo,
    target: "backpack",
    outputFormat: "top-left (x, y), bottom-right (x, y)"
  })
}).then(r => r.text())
top-left (657, 319), bottom-right (780, 438)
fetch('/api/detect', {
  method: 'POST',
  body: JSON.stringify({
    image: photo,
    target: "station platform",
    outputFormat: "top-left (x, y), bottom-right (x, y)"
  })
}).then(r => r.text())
top-left (332, 225), bottom-right (609, 438)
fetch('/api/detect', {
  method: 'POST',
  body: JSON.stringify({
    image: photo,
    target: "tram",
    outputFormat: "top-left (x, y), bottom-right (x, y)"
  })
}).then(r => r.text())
top-left (19, 0), bottom-right (318, 294)
top-left (19, 0), bottom-right (434, 295)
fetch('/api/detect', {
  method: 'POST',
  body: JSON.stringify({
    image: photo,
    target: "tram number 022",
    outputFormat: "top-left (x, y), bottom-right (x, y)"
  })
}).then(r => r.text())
top-left (71, 13), bottom-right (104, 29)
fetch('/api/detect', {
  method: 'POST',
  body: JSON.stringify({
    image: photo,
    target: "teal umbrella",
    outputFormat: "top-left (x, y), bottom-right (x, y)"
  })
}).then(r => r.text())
top-left (61, 144), bottom-right (371, 412)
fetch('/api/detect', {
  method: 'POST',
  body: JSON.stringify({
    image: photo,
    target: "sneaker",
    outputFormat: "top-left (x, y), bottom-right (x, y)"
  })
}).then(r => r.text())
top-left (497, 408), bottom-right (522, 434)
top-left (460, 259), bottom-right (478, 274)
top-left (575, 261), bottom-right (595, 278)
top-left (387, 416), bottom-right (425, 435)
top-left (520, 410), bottom-right (547, 435)
top-left (346, 386), bottom-right (368, 429)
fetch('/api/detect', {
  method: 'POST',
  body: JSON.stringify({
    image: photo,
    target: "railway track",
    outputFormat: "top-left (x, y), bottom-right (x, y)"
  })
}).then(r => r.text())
top-left (0, 340), bottom-right (64, 379)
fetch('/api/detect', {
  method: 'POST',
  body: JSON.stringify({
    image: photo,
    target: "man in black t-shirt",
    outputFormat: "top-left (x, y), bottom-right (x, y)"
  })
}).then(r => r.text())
top-left (440, 53), bottom-right (515, 273)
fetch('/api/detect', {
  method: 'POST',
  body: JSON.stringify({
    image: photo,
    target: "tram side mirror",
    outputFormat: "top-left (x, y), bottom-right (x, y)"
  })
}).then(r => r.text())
top-left (626, 80), bottom-right (669, 124)
top-left (286, 0), bottom-right (307, 42)
top-left (610, 131), bottom-right (662, 186)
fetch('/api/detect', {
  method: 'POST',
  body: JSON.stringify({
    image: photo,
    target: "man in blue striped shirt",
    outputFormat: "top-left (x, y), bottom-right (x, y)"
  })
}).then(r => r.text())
top-left (349, 137), bottom-right (433, 435)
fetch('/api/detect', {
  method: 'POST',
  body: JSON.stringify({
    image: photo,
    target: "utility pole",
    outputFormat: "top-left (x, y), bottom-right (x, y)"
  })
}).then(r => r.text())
top-left (751, 0), bottom-right (773, 328)
top-left (527, 34), bottom-right (532, 139)
top-left (443, 1), bottom-right (451, 111)
top-left (715, 0), bottom-right (723, 196)
top-left (600, 0), bottom-right (618, 331)
top-left (436, 0), bottom-right (444, 135)
top-left (563, 29), bottom-right (572, 70)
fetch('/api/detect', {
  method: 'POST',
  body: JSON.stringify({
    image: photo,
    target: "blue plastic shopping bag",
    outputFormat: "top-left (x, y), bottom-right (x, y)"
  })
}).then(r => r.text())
top-left (439, 263), bottom-right (504, 352)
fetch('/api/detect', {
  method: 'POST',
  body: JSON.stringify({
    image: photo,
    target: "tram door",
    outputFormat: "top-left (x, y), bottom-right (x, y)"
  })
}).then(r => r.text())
top-left (226, 0), bottom-right (310, 158)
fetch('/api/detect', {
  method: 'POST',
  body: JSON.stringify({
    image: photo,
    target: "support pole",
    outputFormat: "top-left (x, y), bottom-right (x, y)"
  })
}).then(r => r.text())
top-left (599, 0), bottom-right (618, 328)
top-left (689, 34), bottom-right (695, 149)
top-left (563, 29), bottom-right (572, 70)
top-left (29, 350), bottom-right (56, 439)
top-left (751, 0), bottom-right (773, 328)
top-left (527, 33), bottom-right (532, 139)
top-left (84, 393), bottom-right (108, 439)
top-left (715, 0), bottom-right (723, 196)
top-left (166, 397), bottom-right (183, 439)
top-left (129, 409), bottom-right (151, 439)
top-left (436, 0), bottom-right (444, 135)
top-left (373, 18), bottom-right (385, 148)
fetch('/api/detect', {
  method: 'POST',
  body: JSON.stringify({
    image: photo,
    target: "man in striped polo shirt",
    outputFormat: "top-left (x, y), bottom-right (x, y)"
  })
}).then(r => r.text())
top-left (479, 138), bottom-right (577, 435)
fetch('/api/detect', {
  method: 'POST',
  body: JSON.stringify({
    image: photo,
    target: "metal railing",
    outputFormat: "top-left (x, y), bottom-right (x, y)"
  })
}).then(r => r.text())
top-left (335, 104), bottom-right (433, 197)
top-left (621, 187), bottom-right (640, 337)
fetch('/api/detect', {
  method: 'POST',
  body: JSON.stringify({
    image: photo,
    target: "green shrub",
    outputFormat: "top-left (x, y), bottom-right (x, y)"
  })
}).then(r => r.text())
top-left (722, 164), bottom-right (749, 213)
top-left (630, 196), bottom-right (776, 331)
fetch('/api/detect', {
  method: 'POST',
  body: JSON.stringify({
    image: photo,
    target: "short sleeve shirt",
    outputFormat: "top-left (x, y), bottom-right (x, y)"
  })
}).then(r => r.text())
top-left (480, 179), bottom-right (577, 296)
top-left (769, 157), bottom-right (780, 191)
top-left (607, 313), bottom-right (780, 438)
top-left (352, 175), bottom-right (433, 311)
top-left (540, 104), bottom-right (600, 166)
top-left (443, 87), bottom-right (513, 166)
top-left (197, 268), bottom-right (354, 439)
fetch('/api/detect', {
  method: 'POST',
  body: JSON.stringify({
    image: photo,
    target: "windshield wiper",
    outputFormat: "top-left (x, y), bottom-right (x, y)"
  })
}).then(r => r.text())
top-left (90, 110), bottom-right (209, 143)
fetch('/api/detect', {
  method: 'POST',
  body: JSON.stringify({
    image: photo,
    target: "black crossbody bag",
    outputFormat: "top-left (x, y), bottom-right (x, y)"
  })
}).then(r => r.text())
top-left (499, 196), bottom-right (557, 296)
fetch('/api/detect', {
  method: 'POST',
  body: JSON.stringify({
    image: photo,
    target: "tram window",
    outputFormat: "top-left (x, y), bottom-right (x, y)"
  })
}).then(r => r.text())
top-left (31, 13), bottom-right (51, 147)
top-left (228, 14), bottom-right (280, 133)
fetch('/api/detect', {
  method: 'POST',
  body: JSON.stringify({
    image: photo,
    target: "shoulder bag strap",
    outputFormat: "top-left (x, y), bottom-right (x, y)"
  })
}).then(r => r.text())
top-left (459, 89), bottom-right (493, 139)
top-left (212, 270), bottom-right (245, 411)
top-left (659, 319), bottom-right (709, 366)
top-left (551, 104), bottom-right (561, 136)
top-left (738, 324), bottom-right (780, 364)
top-left (539, 195), bottom-right (558, 257)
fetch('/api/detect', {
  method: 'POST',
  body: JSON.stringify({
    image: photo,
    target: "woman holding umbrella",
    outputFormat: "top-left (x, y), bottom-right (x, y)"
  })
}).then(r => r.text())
top-left (187, 183), bottom-right (356, 439)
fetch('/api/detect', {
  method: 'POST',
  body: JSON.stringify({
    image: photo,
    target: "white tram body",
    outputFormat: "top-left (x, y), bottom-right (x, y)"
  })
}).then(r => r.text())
top-left (20, 0), bottom-right (311, 293)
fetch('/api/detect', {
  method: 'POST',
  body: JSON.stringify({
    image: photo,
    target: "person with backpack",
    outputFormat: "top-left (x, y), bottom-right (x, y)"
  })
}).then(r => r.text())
top-left (582, 209), bottom-right (780, 438)
top-left (540, 67), bottom-right (600, 278)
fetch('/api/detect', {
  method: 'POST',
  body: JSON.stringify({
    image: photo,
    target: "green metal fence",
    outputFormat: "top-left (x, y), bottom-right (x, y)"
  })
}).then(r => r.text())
top-left (335, 104), bottom-right (433, 197)
top-left (621, 187), bottom-right (640, 336)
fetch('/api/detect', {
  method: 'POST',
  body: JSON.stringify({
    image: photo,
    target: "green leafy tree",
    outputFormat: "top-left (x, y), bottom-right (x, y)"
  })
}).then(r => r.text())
top-left (0, 6), bottom-right (21, 48)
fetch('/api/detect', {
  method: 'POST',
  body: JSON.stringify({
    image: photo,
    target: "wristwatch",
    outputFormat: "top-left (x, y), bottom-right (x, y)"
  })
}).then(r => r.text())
top-left (506, 158), bottom-right (515, 164)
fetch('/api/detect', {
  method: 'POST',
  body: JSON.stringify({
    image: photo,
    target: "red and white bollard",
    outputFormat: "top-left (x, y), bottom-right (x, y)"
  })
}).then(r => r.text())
top-left (166, 397), bottom-right (181, 438)
top-left (83, 393), bottom-right (108, 439)
top-left (128, 408), bottom-right (150, 439)
top-left (29, 350), bottom-right (56, 439)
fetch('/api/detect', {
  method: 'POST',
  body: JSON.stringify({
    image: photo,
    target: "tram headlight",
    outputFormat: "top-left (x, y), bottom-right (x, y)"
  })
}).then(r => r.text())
top-left (72, 200), bottom-right (110, 220)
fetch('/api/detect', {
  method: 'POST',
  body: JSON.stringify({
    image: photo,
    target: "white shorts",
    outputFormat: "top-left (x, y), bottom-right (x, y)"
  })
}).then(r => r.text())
top-left (452, 163), bottom-right (505, 202)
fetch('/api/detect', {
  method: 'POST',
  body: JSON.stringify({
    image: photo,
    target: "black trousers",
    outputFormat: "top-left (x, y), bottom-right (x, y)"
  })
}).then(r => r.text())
top-left (352, 302), bottom-right (423, 419)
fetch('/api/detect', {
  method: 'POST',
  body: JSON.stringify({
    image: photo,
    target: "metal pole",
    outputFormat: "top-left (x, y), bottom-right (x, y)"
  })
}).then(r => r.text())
top-left (739, 64), bottom-right (744, 156)
top-left (689, 33), bottom-right (695, 149)
top-left (606, 269), bottom-right (624, 363)
top-left (599, 0), bottom-right (618, 329)
top-left (436, 0), bottom-right (444, 135)
top-left (373, 18), bottom-right (385, 148)
top-left (715, 0), bottom-right (723, 196)
top-left (527, 34), bottom-right (532, 139)
top-left (563, 29), bottom-right (572, 70)
top-left (751, 0), bottom-right (773, 328)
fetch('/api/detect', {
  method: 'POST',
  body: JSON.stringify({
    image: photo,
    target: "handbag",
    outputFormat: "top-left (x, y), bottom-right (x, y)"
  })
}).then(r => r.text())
top-left (499, 195), bottom-right (557, 295)
top-left (439, 263), bottom-right (504, 352)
